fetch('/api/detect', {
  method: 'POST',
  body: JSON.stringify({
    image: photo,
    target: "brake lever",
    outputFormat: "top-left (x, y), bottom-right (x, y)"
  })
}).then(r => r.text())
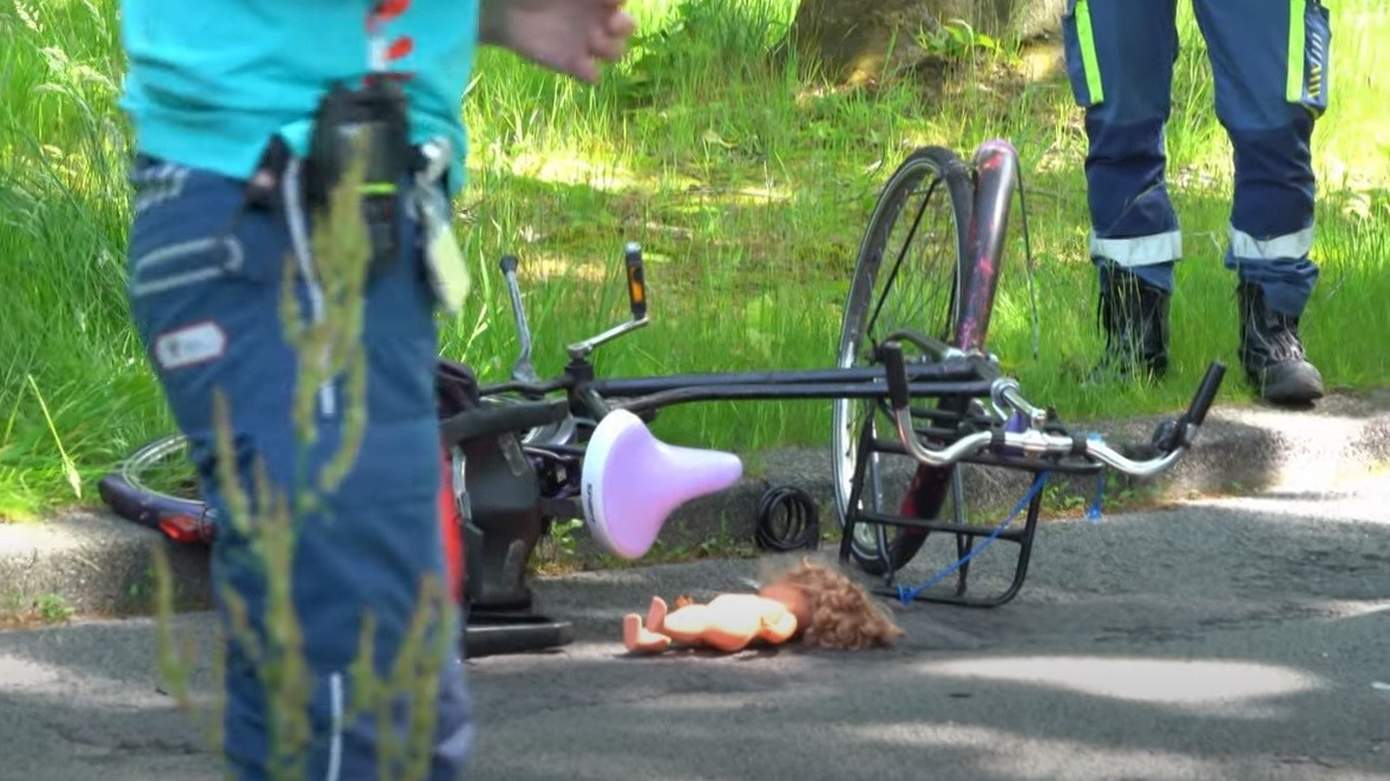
top-left (499, 255), bottom-right (540, 385)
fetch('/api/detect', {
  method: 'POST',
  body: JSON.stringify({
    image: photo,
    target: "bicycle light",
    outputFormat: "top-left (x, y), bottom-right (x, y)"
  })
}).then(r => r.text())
top-left (625, 242), bottom-right (647, 320)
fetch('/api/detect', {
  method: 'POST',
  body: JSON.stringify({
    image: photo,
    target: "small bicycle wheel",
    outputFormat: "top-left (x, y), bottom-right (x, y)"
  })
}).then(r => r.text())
top-left (98, 433), bottom-right (212, 540)
top-left (118, 435), bottom-right (200, 505)
top-left (832, 147), bottom-right (974, 575)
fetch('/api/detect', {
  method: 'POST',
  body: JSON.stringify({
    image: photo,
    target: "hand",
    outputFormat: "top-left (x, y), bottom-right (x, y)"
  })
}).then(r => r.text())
top-left (480, 0), bottom-right (636, 84)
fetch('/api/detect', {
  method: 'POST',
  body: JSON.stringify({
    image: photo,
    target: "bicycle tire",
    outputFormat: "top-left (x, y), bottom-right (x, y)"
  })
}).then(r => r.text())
top-left (832, 147), bottom-right (974, 576)
top-left (98, 433), bottom-right (214, 542)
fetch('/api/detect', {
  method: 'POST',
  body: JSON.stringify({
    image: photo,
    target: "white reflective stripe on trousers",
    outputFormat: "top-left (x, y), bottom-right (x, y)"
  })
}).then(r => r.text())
top-left (1229, 223), bottom-right (1315, 260)
top-left (1089, 230), bottom-right (1183, 267)
top-left (283, 158), bottom-right (337, 418)
top-left (325, 672), bottom-right (343, 781)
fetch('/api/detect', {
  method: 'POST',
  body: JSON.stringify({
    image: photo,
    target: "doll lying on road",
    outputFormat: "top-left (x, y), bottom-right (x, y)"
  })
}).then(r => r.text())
top-left (622, 558), bottom-right (904, 654)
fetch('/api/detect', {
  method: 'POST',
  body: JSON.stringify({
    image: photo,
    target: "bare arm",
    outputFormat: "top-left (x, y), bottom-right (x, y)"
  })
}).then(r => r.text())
top-left (479, 0), bottom-right (636, 83)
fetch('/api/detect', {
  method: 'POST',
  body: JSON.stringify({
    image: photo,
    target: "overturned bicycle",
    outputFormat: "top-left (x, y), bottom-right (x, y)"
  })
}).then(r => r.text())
top-left (100, 139), bottom-right (1227, 657)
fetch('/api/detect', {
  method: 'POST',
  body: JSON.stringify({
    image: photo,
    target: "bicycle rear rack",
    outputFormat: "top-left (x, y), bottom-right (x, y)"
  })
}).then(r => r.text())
top-left (839, 411), bottom-right (1099, 608)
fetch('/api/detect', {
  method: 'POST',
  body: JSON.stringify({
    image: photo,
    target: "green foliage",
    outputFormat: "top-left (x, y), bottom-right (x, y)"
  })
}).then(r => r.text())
top-left (0, 591), bottom-right (75, 626)
top-left (615, 0), bottom-right (793, 103)
top-left (34, 592), bottom-right (74, 623)
top-left (545, 517), bottom-right (586, 557)
top-left (1, 0), bottom-right (1388, 524)
top-left (915, 18), bottom-right (1013, 65)
top-left (1, 0), bottom-right (161, 519)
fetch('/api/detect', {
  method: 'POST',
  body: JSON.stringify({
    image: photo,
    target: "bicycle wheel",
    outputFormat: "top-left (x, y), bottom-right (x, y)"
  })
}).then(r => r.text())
top-left (98, 433), bottom-right (214, 542)
top-left (832, 147), bottom-right (974, 575)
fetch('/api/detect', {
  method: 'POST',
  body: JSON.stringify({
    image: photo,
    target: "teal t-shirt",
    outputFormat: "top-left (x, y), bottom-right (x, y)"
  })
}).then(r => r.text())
top-left (120, 0), bottom-right (479, 192)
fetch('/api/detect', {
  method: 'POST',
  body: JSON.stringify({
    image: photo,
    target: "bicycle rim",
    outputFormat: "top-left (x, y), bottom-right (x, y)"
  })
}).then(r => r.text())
top-left (119, 433), bottom-right (205, 513)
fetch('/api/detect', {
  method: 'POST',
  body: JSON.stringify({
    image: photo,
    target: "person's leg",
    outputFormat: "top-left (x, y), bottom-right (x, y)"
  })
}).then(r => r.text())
top-left (125, 153), bottom-right (471, 779)
top-left (1061, 0), bottom-right (1181, 377)
top-left (1193, 0), bottom-right (1328, 403)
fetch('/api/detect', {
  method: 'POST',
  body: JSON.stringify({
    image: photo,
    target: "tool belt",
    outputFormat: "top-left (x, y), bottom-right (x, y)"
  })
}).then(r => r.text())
top-left (245, 79), bottom-right (468, 312)
top-left (309, 78), bottom-right (411, 277)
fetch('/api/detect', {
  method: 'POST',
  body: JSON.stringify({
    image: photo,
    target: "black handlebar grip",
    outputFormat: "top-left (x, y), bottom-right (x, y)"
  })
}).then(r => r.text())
top-left (624, 242), bottom-right (647, 320)
top-left (499, 255), bottom-right (519, 275)
top-left (881, 342), bottom-right (910, 410)
top-left (1186, 361), bottom-right (1226, 427)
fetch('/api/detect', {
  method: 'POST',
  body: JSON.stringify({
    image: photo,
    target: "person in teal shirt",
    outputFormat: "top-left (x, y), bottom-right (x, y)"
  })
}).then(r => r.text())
top-left (119, 2), bottom-right (634, 779)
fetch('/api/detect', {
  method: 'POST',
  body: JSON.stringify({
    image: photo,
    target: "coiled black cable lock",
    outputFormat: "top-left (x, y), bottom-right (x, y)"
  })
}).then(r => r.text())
top-left (755, 486), bottom-right (820, 552)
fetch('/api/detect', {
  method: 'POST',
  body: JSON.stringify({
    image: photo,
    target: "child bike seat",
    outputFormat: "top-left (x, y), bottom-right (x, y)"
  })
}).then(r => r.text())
top-left (582, 409), bottom-right (743, 559)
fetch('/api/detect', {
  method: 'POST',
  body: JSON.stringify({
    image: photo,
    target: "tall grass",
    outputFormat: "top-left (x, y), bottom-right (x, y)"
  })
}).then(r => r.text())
top-left (1, 0), bottom-right (1386, 518)
top-left (1, 0), bottom-right (171, 518)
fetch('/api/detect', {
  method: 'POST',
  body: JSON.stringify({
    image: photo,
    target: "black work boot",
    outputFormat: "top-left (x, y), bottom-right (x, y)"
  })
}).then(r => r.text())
top-left (1237, 282), bottom-right (1324, 404)
top-left (1093, 265), bottom-right (1170, 380)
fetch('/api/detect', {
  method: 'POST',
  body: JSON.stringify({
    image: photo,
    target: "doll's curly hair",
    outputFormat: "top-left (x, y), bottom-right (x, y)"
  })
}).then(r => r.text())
top-left (771, 557), bottom-right (904, 650)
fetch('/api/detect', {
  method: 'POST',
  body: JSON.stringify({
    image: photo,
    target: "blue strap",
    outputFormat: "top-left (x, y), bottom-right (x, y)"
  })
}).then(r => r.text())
top-left (1086, 473), bottom-right (1105, 523)
top-left (895, 471), bottom-right (1050, 605)
top-left (1085, 433), bottom-right (1104, 523)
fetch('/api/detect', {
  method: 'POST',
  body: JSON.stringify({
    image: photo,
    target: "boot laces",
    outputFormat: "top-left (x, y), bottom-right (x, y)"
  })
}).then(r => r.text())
top-left (1240, 283), bottom-right (1307, 364)
top-left (1264, 316), bottom-right (1307, 362)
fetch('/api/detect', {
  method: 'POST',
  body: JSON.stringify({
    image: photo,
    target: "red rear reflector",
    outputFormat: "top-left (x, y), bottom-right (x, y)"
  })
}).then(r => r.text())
top-left (159, 514), bottom-right (209, 544)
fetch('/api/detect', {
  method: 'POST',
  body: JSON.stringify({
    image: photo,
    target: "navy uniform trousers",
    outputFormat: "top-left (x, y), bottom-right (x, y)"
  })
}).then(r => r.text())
top-left (1062, 0), bottom-right (1332, 316)
top-left (125, 153), bottom-right (473, 780)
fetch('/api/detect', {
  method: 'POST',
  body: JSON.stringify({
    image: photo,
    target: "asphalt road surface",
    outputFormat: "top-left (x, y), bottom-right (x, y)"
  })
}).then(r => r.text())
top-left (3, 477), bottom-right (1388, 781)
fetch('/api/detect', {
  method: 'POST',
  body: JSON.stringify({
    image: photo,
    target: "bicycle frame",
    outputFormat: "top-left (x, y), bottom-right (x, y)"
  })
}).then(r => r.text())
top-left (455, 138), bottom-right (1221, 610)
top-left (478, 140), bottom-right (1044, 603)
top-left (486, 140), bottom-right (1020, 420)
top-left (481, 145), bottom-right (1026, 417)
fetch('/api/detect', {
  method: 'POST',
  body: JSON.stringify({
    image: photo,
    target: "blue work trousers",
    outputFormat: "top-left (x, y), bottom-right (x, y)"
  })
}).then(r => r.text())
top-left (1062, 0), bottom-right (1332, 316)
top-left (125, 154), bottom-right (473, 780)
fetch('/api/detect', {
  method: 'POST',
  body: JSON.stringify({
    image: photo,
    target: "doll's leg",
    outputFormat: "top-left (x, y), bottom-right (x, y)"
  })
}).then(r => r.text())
top-left (624, 596), bottom-right (677, 653)
top-left (623, 596), bottom-right (685, 654)
top-left (623, 612), bottom-right (672, 654)
top-left (645, 596), bottom-right (668, 632)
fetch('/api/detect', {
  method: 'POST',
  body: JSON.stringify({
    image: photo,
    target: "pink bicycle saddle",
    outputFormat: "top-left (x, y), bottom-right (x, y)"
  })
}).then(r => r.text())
top-left (581, 410), bottom-right (743, 559)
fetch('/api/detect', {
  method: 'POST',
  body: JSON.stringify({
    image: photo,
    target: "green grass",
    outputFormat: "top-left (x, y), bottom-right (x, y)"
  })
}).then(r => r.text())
top-left (0, 590), bottom-right (75, 627)
top-left (1, 0), bottom-right (1387, 520)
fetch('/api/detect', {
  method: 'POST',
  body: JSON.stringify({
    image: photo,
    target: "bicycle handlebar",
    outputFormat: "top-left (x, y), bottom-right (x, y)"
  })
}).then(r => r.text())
top-left (882, 341), bottom-right (1226, 477)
